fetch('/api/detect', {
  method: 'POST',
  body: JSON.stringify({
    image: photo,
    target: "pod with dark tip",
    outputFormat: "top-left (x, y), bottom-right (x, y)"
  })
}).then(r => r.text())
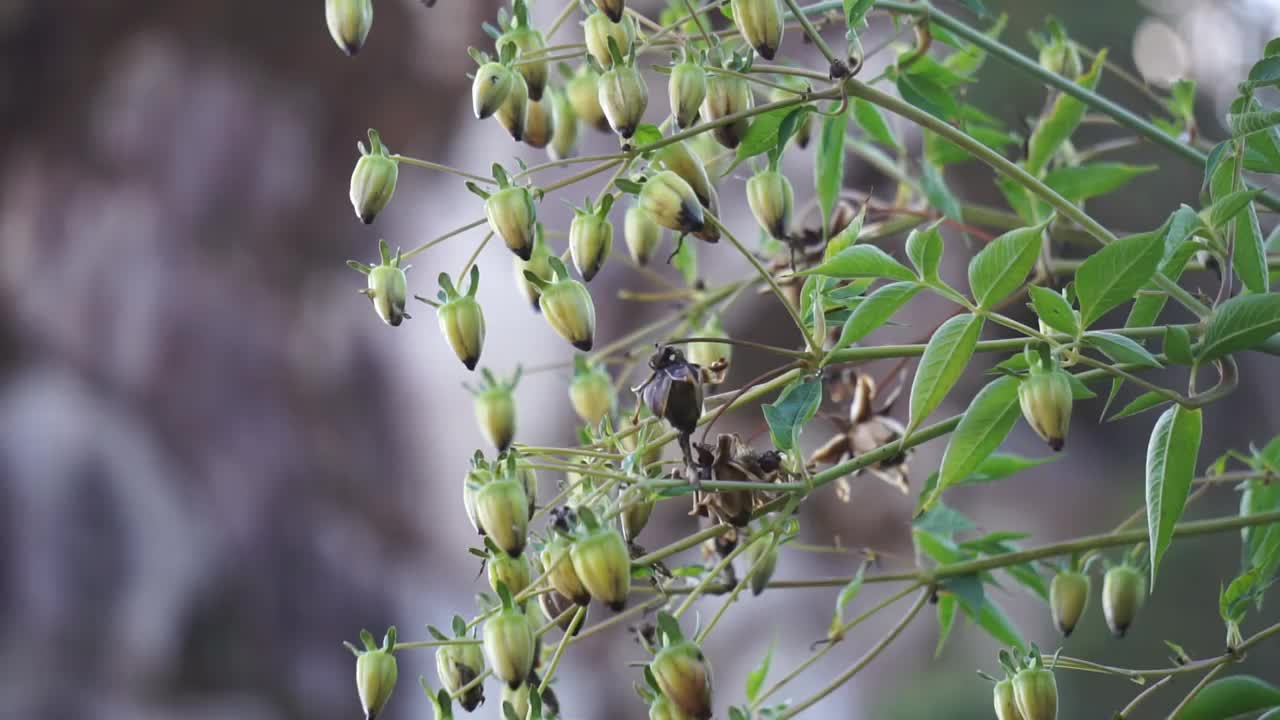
top-left (522, 95), bottom-right (556, 150)
top-left (476, 473), bottom-right (529, 556)
top-left (654, 141), bottom-right (715, 210)
top-left (591, 0), bottom-right (625, 22)
top-left (513, 224), bottom-right (553, 311)
top-left (649, 616), bottom-right (713, 720)
top-left (347, 239), bottom-right (410, 327)
top-left (346, 627), bottom-right (398, 720)
top-left (326, 0), bottom-right (373, 55)
top-left (1049, 570), bottom-right (1089, 637)
top-left (584, 11), bottom-right (634, 68)
top-left (526, 257), bottom-right (597, 351)
top-left (730, 0), bottom-right (784, 60)
top-left (495, 73), bottom-right (530, 141)
top-left (483, 586), bottom-right (536, 689)
top-left (468, 367), bottom-right (520, 453)
top-left (1012, 652), bottom-right (1058, 720)
top-left (473, 165), bottom-right (537, 260)
top-left (541, 533), bottom-right (590, 605)
top-left (639, 171), bottom-right (704, 233)
top-left (599, 50), bottom-right (648, 138)
top-left (1018, 352), bottom-right (1073, 451)
top-left (624, 204), bottom-right (664, 265)
top-left (350, 129), bottom-right (399, 224)
top-left (701, 73), bottom-right (752, 149)
top-left (746, 168), bottom-right (794, 240)
top-left (569, 194), bottom-right (615, 282)
top-left (434, 626), bottom-right (485, 712)
top-left (436, 266), bottom-right (486, 371)
top-left (1103, 564), bottom-right (1145, 638)
top-left (497, 1), bottom-right (548, 100)
top-left (567, 65), bottom-right (610, 132)
top-left (471, 47), bottom-right (516, 119)
top-left (668, 56), bottom-right (707, 130)
top-left (570, 356), bottom-right (615, 425)
top-left (570, 517), bottom-right (631, 611)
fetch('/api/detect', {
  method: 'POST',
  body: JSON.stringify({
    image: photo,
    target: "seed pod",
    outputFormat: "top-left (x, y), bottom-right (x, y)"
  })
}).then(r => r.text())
top-left (350, 129), bottom-right (399, 224)
top-left (746, 169), bottom-right (794, 240)
top-left (687, 315), bottom-right (731, 371)
top-left (570, 524), bottom-right (631, 611)
top-left (547, 88), bottom-right (580, 160)
top-left (619, 485), bottom-right (654, 542)
top-left (569, 197), bottom-right (615, 282)
top-left (639, 171), bottom-right (705, 233)
top-left (650, 641), bottom-right (713, 720)
top-left (497, 14), bottom-right (548, 101)
top-left (350, 628), bottom-right (398, 720)
top-left (1102, 564), bottom-right (1145, 638)
top-left (495, 73), bottom-right (530, 141)
top-left (463, 457), bottom-right (491, 535)
top-left (539, 585), bottom-right (586, 634)
top-left (530, 258), bottom-right (597, 350)
top-left (744, 536), bottom-right (778, 596)
top-left (1049, 570), bottom-right (1090, 637)
top-left (569, 357), bottom-right (615, 425)
top-left (599, 62), bottom-right (649, 139)
top-left (349, 239), bottom-right (410, 327)
top-left (514, 224), bottom-right (553, 311)
top-left (701, 73), bottom-right (752, 149)
top-left (993, 678), bottom-right (1025, 720)
top-left (1012, 665), bottom-right (1058, 720)
top-left (470, 368), bottom-right (519, 452)
top-left (483, 598), bottom-right (536, 689)
top-left (522, 96), bottom-right (556, 149)
top-left (689, 132), bottom-right (733, 180)
top-left (516, 461), bottom-right (538, 516)
top-left (730, 0), bottom-right (784, 60)
top-left (690, 183), bottom-right (722, 244)
top-left (542, 534), bottom-right (591, 605)
top-left (436, 267), bottom-right (486, 371)
top-left (591, 0), bottom-right (625, 22)
top-left (473, 62), bottom-right (515, 119)
top-left (655, 142), bottom-right (715, 209)
top-left (624, 205), bottom-right (664, 265)
top-left (502, 681), bottom-right (531, 720)
top-left (1017, 359), bottom-right (1073, 451)
top-left (476, 477), bottom-right (530, 556)
top-left (649, 696), bottom-right (696, 720)
top-left (484, 184), bottom-right (537, 261)
top-left (584, 11), bottom-right (635, 68)
top-left (326, 0), bottom-right (373, 55)
top-left (668, 59), bottom-right (707, 129)
top-left (488, 548), bottom-right (532, 597)
top-left (567, 65), bottom-right (610, 132)
top-left (435, 639), bottom-right (485, 712)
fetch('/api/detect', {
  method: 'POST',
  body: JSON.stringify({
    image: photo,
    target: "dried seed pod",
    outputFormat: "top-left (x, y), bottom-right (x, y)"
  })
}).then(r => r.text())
top-left (436, 267), bottom-right (486, 371)
top-left (349, 628), bottom-right (398, 720)
top-left (522, 96), bottom-right (556, 149)
top-left (570, 523), bottom-right (632, 611)
top-left (470, 368), bottom-right (519, 452)
top-left (687, 314), bottom-right (730, 371)
top-left (483, 593), bottom-right (536, 689)
top-left (495, 73), bottom-right (530, 141)
top-left (483, 179), bottom-right (537, 260)
top-left (435, 637), bottom-right (485, 712)
top-left (584, 11), bottom-right (635, 68)
top-left (538, 585), bottom-right (586, 634)
top-left (569, 356), bottom-right (615, 425)
top-left (624, 204), bottom-right (664, 265)
top-left (701, 73), bottom-right (752, 148)
top-left (514, 224), bottom-right (553, 311)
top-left (1018, 354), bottom-right (1073, 451)
top-left (730, 0), bottom-right (784, 60)
top-left (639, 346), bottom-right (705, 439)
top-left (1102, 564), bottom-right (1145, 637)
top-left (993, 677), bottom-right (1024, 720)
top-left (1012, 661), bottom-right (1058, 720)
top-left (473, 61), bottom-right (515, 119)
top-left (348, 239), bottom-right (410, 327)
top-left (650, 641), bottom-right (713, 720)
top-left (746, 168), bottom-right (794, 240)
top-left (591, 0), bottom-right (625, 22)
top-left (567, 65), bottom-right (610, 132)
top-left (569, 195), bottom-right (615, 282)
top-left (599, 61), bottom-right (649, 139)
top-left (639, 171), bottom-right (705, 233)
top-left (668, 58), bottom-right (707, 129)
top-left (654, 141), bottom-right (715, 209)
top-left (744, 535), bottom-right (778, 596)
top-left (619, 485), bottom-right (654, 542)
top-left (697, 434), bottom-right (757, 527)
top-left (547, 87), bottom-right (580, 160)
top-left (476, 475), bottom-right (530, 556)
top-left (497, 4), bottom-right (548, 101)
top-left (326, 0), bottom-right (373, 55)
top-left (541, 533), bottom-right (591, 605)
top-left (529, 258), bottom-right (597, 351)
top-left (350, 129), bottom-right (399, 224)
top-left (1049, 570), bottom-right (1090, 637)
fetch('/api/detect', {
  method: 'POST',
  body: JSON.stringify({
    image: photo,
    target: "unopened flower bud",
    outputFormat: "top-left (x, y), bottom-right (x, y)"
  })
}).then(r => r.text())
top-left (1012, 664), bottom-right (1057, 720)
top-left (548, 88), bottom-right (580, 160)
top-left (522, 96), bottom-right (556, 150)
top-left (746, 169), bottom-right (794, 240)
top-left (514, 225), bottom-right (553, 310)
top-left (569, 202), bottom-right (614, 282)
top-left (619, 485), bottom-right (653, 542)
top-left (473, 62), bottom-right (516, 119)
top-left (1103, 564), bottom-right (1145, 638)
top-left (485, 185), bottom-right (537, 260)
top-left (624, 205), bottom-right (664, 265)
top-left (1018, 364), bottom-right (1073, 451)
top-left (488, 548), bottom-right (532, 597)
top-left (591, 0), bottom-right (626, 22)
top-left (327, 0), bottom-right (373, 56)
top-left (639, 171), bottom-right (704, 233)
top-left (730, 0), bottom-right (784, 60)
top-left (495, 73), bottom-right (530, 141)
top-left (701, 74), bottom-right (752, 148)
top-left (483, 603), bottom-right (536, 689)
top-left (349, 239), bottom-right (410, 327)
top-left (542, 534), bottom-right (591, 605)
top-left (570, 359), bottom-right (615, 425)
top-left (476, 477), bottom-right (530, 556)
top-left (744, 537), bottom-right (778, 596)
top-left (437, 267), bottom-right (486, 371)
top-left (567, 66), bottom-right (610, 132)
top-left (651, 642), bottom-right (713, 720)
top-left (585, 11), bottom-right (634, 68)
top-left (531, 258), bottom-right (596, 350)
top-left (669, 61), bottom-right (707, 129)
top-left (1049, 570), bottom-right (1089, 637)
top-left (599, 63), bottom-right (648, 139)
top-left (655, 141), bottom-right (715, 209)
top-left (688, 315), bottom-right (731, 371)
top-left (993, 678), bottom-right (1023, 720)
top-left (435, 639), bottom-right (485, 712)
top-left (350, 130), bottom-right (399, 224)
top-left (471, 368), bottom-right (519, 452)
top-left (571, 525), bottom-right (631, 611)
top-left (351, 628), bottom-right (398, 720)
top-left (498, 26), bottom-right (549, 101)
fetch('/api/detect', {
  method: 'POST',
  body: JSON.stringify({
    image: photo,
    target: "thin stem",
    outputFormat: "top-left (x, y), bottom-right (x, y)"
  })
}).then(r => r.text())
top-left (667, 335), bottom-right (810, 360)
top-left (459, 232), bottom-right (493, 278)
top-left (672, 533), bottom-right (754, 618)
top-left (707, 213), bottom-right (814, 351)
top-left (538, 606), bottom-right (587, 694)
top-left (682, 0), bottom-right (714, 46)
top-left (781, 0), bottom-right (841, 71)
top-left (1168, 664), bottom-right (1228, 718)
top-left (392, 155), bottom-right (495, 184)
top-left (402, 217), bottom-right (487, 260)
top-left (695, 535), bottom-right (778, 644)
top-left (545, 0), bottom-right (579, 38)
top-left (1115, 675), bottom-right (1173, 719)
top-left (393, 637), bottom-right (483, 651)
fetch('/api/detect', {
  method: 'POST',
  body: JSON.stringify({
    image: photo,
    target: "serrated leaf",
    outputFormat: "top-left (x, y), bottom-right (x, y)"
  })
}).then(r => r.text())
top-left (852, 97), bottom-right (899, 151)
top-left (1146, 405), bottom-right (1203, 585)
top-left (815, 105), bottom-right (849, 235)
top-left (1028, 286), bottom-right (1078, 336)
top-left (967, 222), bottom-right (1045, 308)
top-left (1084, 331), bottom-right (1163, 368)
top-left (1025, 51), bottom-right (1105, 175)
top-left (906, 225), bottom-right (944, 282)
top-left (1198, 294), bottom-right (1280, 362)
top-left (801, 244), bottom-right (916, 281)
top-left (908, 314), bottom-right (985, 429)
top-left (1174, 675), bottom-right (1280, 720)
top-left (1108, 391), bottom-right (1170, 421)
top-left (763, 377), bottom-right (822, 451)
top-left (829, 281), bottom-right (921, 353)
top-left (1075, 228), bottom-right (1165, 328)
top-left (745, 638), bottom-right (774, 703)
top-left (933, 376), bottom-right (1021, 502)
top-left (1043, 162), bottom-right (1156, 202)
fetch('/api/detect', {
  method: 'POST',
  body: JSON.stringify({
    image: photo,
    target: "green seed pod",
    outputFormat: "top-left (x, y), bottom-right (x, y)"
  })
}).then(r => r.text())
top-left (548, 87), bottom-right (580, 160)
top-left (473, 62), bottom-right (515, 119)
top-left (584, 11), bottom-right (635, 68)
top-left (993, 678), bottom-right (1025, 720)
top-left (522, 96), bottom-right (556, 150)
top-left (350, 129), bottom-right (399, 224)
top-left (569, 201), bottom-right (614, 282)
top-left (483, 601), bottom-right (536, 689)
top-left (349, 239), bottom-right (410, 327)
top-left (542, 534), bottom-right (591, 605)
top-left (651, 642), bottom-right (713, 720)
top-left (498, 21), bottom-right (549, 101)
top-left (502, 681), bottom-right (531, 720)
top-left (730, 0), bottom-right (784, 60)
top-left (567, 65), bottom-right (610, 132)
top-left (655, 141), bottom-right (715, 209)
top-left (650, 696), bottom-right (696, 720)
top-left (495, 73), bottom-right (530, 141)
top-left (1017, 363), bottom-right (1073, 451)
top-left (624, 205), bottom-right (664, 265)
top-left (488, 548), bottom-right (533, 597)
top-left (701, 73), bottom-right (752, 149)
top-left (569, 357), bottom-right (615, 425)
top-left (463, 458), bottom-right (491, 535)
top-left (531, 258), bottom-right (597, 351)
top-left (471, 369), bottom-right (519, 452)
top-left (1102, 564), bottom-right (1145, 638)
top-left (689, 131), bottom-right (733, 180)
top-left (436, 267), bottom-right (486, 371)
top-left (485, 185), bottom-right (537, 260)
top-left (476, 477), bottom-right (530, 556)
top-left (1012, 666), bottom-right (1058, 720)
top-left (639, 171), bottom-right (705, 233)
top-left (326, 0), bottom-right (373, 56)
top-left (514, 224), bottom-right (553, 311)
top-left (619, 485), bottom-right (653, 542)
top-left (435, 640), bottom-right (485, 712)
top-left (691, 182), bottom-right (722, 244)
top-left (351, 628), bottom-right (398, 720)
top-left (744, 537), bottom-right (778, 596)
top-left (687, 314), bottom-right (731, 371)
top-left (746, 169), bottom-right (794, 240)
top-left (599, 63), bottom-right (649, 139)
top-left (570, 525), bottom-right (632, 611)
top-left (591, 0), bottom-right (625, 22)
top-left (516, 461), bottom-right (538, 516)
top-left (668, 60), bottom-right (707, 129)
top-left (1049, 570), bottom-right (1090, 637)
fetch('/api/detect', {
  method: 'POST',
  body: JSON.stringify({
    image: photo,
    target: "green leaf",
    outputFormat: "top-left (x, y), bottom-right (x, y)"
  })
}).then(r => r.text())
top-left (815, 106), bottom-right (849, 235)
top-left (631, 124), bottom-right (663, 148)
top-left (921, 161), bottom-right (964, 227)
top-left (1173, 675), bottom-right (1280, 720)
top-left (1207, 189), bottom-right (1263, 229)
top-left (829, 281), bottom-right (921, 353)
top-left (1108, 391), bottom-right (1170, 422)
top-left (933, 376), bottom-right (1021, 503)
top-left (763, 377), bottom-right (823, 451)
top-left (745, 638), bottom-right (774, 704)
top-left (934, 594), bottom-right (958, 658)
top-left (1164, 326), bottom-right (1195, 366)
top-left (906, 224), bottom-right (944, 282)
top-left (967, 222), bottom-right (1045, 308)
top-left (915, 503), bottom-right (977, 539)
top-left (801, 244), bottom-right (916, 281)
top-left (1028, 286), bottom-right (1078, 336)
top-left (1025, 50), bottom-right (1105, 175)
top-left (1244, 55), bottom-right (1280, 91)
top-left (963, 595), bottom-right (1025, 651)
top-left (954, 0), bottom-right (990, 18)
top-left (1083, 331), bottom-right (1163, 368)
top-left (908, 313), bottom-right (985, 430)
top-left (1198, 294), bottom-right (1280, 362)
top-left (843, 0), bottom-right (874, 27)
top-left (1075, 228), bottom-right (1165, 328)
top-left (736, 107), bottom-right (795, 161)
top-left (1228, 109), bottom-right (1280, 138)
top-left (1043, 162), bottom-right (1156, 202)
top-left (897, 72), bottom-right (959, 121)
top-left (942, 573), bottom-right (986, 612)
top-left (1235, 202), bottom-right (1270, 294)
top-left (966, 452), bottom-right (1060, 482)
top-left (827, 563), bottom-right (867, 639)
top-left (852, 97), bottom-right (899, 151)
top-left (1146, 405), bottom-right (1203, 585)
top-left (1202, 141), bottom-right (1231, 193)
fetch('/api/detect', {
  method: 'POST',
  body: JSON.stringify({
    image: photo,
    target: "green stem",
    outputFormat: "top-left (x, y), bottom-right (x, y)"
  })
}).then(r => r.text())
top-left (537, 606), bottom-right (587, 694)
top-left (392, 155), bottom-right (495, 184)
top-left (695, 535), bottom-right (779, 644)
top-left (781, 0), bottom-right (842, 71)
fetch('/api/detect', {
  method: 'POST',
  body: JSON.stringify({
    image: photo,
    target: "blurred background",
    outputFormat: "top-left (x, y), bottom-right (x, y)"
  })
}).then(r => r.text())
top-left (1, 1), bottom-right (1278, 718)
